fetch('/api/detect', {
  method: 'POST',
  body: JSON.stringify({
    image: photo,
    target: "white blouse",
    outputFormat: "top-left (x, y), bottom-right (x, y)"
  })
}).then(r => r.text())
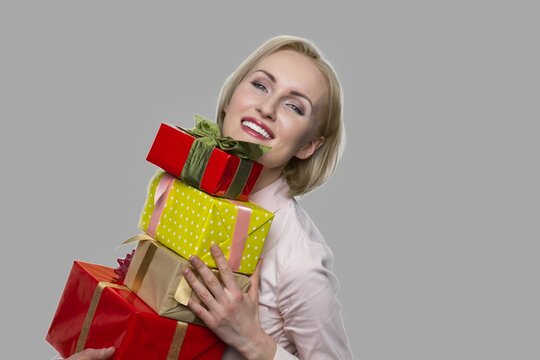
top-left (222, 177), bottom-right (353, 359)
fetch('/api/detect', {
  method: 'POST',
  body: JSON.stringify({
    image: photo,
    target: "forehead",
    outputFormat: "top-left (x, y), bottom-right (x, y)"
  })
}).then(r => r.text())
top-left (250, 50), bottom-right (328, 106)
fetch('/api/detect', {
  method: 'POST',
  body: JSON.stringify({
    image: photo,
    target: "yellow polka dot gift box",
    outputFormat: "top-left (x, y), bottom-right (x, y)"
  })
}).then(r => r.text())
top-left (138, 171), bottom-right (274, 275)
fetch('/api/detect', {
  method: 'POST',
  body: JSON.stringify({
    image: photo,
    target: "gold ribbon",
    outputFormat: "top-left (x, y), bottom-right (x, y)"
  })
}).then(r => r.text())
top-left (174, 276), bottom-right (193, 306)
top-left (124, 234), bottom-right (194, 306)
top-left (121, 233), bottom-right (157, 293)
top-left (166, 322), bottom-right (188, 360)
top-left (76, 281), bottom-right (129, 352)
top-left (130, 240), bottom-right (158, 293)
top-left (122, 233), bottom-right (154, 245)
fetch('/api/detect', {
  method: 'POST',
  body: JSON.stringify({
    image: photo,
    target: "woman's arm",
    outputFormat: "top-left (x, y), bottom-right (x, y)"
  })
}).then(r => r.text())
top-left (184, 245), bottom-right (278, 360)
top-left (275, 240), bottom-right (353, 359)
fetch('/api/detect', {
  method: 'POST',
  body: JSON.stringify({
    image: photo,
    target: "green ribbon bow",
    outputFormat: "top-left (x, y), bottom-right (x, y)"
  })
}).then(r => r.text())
top-left (186, 114), bottom-right (271, 159)
top-left (180, 115), bottom-right (271, 199)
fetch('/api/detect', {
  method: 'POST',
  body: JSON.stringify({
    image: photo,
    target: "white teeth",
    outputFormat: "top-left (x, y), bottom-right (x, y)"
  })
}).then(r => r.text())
top-left (242, 121), bottom-right (272, 139)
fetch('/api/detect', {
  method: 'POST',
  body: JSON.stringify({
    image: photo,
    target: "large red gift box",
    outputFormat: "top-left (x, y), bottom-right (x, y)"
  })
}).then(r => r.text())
top-left (46, 261), bottom-right (225, 359)
top-left (146, 122), bottom-right (263, 201)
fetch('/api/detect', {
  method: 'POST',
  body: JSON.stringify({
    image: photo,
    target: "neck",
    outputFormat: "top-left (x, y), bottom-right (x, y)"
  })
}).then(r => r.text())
top-left (252, 166), bottom-right (284, 193)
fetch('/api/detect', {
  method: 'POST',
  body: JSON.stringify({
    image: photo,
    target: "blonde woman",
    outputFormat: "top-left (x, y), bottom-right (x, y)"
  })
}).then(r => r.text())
top-left (64, 35), bottom-right (353, 360)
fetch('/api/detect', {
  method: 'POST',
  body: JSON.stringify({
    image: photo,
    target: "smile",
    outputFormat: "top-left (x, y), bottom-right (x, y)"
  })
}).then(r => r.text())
top-left (241, 119), bottom-right (274, 140)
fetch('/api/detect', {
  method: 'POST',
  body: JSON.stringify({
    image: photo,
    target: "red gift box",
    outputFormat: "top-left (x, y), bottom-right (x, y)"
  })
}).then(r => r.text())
top-left (146, 122), bottom-right (263, 201)
top-left (46, 261), bottom-right (225, 359)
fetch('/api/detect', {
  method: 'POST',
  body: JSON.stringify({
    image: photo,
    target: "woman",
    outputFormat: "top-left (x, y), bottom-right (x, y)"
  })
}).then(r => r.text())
top-left (65, 35), bottom-right (353, 359)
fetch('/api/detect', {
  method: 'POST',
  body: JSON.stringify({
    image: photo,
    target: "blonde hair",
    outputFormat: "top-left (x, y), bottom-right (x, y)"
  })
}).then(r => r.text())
top-left (216, 35), bottom-right (345, 197)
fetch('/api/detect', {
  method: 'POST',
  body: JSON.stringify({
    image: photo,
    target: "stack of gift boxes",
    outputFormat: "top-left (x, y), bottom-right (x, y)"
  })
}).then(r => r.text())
top-left (46, 115), bottom-right (274, 359)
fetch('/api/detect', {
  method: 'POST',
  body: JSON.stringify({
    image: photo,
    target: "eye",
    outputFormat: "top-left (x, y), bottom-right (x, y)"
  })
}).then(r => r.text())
top-left (251, 81), bottom-right (268, 93)
top-left (286, 103), bottom-right (305, 116)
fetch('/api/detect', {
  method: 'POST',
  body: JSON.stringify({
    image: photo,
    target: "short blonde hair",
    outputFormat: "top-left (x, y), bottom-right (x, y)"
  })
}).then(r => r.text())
top-left (216, 35), bottom-right (345, 197)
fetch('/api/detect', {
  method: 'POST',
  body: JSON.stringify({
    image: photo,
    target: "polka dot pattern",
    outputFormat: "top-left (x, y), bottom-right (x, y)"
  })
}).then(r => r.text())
top-left (139, 172), bottom-right (274, 275)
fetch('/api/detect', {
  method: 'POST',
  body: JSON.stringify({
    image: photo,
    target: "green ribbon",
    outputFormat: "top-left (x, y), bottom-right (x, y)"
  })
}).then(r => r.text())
top-left (224, 158), bottom-right (253, 199)
top-left (180, 115), bottom-right (270, 199)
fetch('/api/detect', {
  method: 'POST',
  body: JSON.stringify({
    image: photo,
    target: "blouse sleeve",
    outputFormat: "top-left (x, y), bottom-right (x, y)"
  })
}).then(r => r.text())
top-left (276, 240), bottom-right (354, 359)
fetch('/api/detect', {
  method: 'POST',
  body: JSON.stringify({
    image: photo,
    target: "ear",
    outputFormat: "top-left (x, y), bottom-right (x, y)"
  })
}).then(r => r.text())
top-left (294, 136), bottom-right (325, 160)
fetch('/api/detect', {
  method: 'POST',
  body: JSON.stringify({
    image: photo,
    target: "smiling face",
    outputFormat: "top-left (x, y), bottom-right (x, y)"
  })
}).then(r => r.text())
top-left (222, 50), bottom-right (328, 186)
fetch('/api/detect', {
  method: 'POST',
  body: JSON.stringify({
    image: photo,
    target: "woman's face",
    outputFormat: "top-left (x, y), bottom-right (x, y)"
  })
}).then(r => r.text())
top-left (222, 50), bottom-right (327, 172)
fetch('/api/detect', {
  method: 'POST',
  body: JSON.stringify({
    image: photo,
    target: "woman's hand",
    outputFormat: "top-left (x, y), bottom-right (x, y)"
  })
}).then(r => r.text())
top-left (64, 347), bottom-right (114, 360)
top-left (184, 245), bottom-right (276, 360)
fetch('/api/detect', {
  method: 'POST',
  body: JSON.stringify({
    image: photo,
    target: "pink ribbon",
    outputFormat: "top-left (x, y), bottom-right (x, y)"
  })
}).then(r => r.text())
top-left (227, 200), bottom-right (252, 271)
top-left (147, 173), bottom-right (176, 237)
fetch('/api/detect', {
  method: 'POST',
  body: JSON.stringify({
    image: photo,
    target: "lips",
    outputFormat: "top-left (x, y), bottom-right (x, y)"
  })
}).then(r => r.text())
top-left (240, 117), bottom-right (275, 140)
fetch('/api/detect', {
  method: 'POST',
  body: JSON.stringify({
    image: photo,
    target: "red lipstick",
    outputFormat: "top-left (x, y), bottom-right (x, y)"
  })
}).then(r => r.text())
top-left (240, 117), bottom-right (275, 140)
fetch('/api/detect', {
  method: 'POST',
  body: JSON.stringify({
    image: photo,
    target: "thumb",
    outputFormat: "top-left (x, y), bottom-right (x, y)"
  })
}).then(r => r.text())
top-left (95, 347), bottom-right (115, 359)
top-left (76, 347), bottom-right (115, 360)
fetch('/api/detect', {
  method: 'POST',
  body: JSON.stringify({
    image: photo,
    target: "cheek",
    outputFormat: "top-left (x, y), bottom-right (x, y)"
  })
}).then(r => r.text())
top-left (229, 86), bottom-right (258, 110)
top-left (221, 114), bottom-right (236, 137)
top-left (281, 120), bottom-right (312, 144)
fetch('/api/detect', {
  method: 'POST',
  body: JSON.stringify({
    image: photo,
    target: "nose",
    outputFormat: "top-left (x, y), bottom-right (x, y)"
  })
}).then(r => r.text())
top-left (256, 94), bottom-right (278, 120)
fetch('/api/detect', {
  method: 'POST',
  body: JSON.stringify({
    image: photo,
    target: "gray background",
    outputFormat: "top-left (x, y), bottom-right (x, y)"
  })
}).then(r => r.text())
top-left (1, 1), bottom-right (538, 359)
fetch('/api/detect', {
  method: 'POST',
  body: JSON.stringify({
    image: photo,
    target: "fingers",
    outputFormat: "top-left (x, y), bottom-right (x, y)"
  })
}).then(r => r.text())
top-left (70, 347), bottom-right (115, 360)
top-left (182, 265), bottom-right (217, 326)
top-left (183, 258), bottom-right (221, 306)
top-left (184, 245), bottom-right (249, 311)
top-left (210, 244), bottom-right (239, 290)
top-left (186, 296), bottom-right (214, 327)
top-left (93, 347), bottom-right (115, 360)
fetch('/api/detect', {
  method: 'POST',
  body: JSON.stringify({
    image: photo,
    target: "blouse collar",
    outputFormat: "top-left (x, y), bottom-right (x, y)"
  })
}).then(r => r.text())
top-left (249, 177), bottom-right (291, 213)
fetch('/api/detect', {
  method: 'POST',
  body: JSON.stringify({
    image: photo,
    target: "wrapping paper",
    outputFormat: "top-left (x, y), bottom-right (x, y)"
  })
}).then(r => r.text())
top-left (46, 261), bottom-right (226, 359)
top-left (124, 237), bottom-right (250, 321)
top-left (139, 171), bottom-right (273, 275)
top-left (146, 117), bottom-right (265, 201)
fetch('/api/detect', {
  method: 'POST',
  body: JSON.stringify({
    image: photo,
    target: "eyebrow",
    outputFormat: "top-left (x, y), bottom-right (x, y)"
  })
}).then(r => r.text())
top-left (253, 69), bottom-right (313, 108)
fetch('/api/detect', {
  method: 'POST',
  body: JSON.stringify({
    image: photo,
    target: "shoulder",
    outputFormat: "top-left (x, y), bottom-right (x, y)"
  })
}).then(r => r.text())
top-left (253, 177), bottom-right (337, 288)
top-left (274, 199), bottom-right (338, 292)
top-left (283, 200), bottom-right (332, 258)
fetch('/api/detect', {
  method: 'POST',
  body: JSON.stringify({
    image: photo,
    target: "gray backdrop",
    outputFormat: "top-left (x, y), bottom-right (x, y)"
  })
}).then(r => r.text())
top-left (1, 1), bottom-right (538, 359)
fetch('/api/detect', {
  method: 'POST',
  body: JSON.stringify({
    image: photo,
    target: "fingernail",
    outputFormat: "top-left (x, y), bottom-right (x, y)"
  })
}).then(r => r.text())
top-left (210, 244), bottom-right (219, 254)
